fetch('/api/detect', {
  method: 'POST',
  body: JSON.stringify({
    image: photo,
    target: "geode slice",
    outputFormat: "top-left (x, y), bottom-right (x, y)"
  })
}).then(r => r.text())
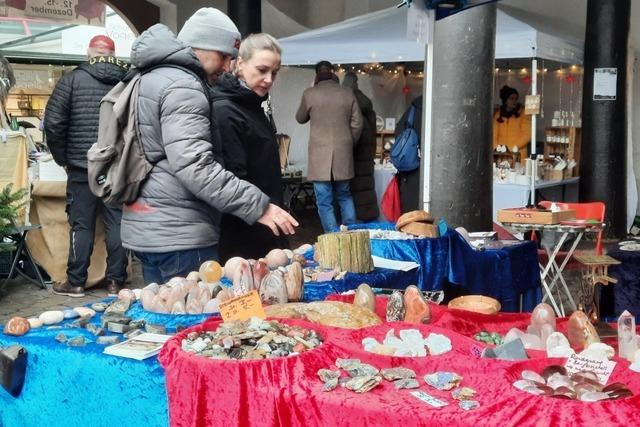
top-left (386, 291), bottom-right (405, 322)
top-left (394, 378), bottom-right (420, 390)
top-left (424, 372), bottom-right (462, 390)
top-left (344, 375), bottom-right (382, 393)
top-left (381, 367), bottom-right (416, 381)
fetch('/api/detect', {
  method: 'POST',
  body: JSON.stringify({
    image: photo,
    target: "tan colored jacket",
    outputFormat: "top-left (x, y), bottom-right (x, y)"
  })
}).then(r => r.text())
top-left (296, 80), bottom-right (363, 181)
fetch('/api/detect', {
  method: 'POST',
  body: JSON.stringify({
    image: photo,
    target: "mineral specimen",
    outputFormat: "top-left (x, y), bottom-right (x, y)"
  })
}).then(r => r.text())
top-left (386, 290), bottom-right (405, 322)
top-left (3, 317), bottom-right (30, 336)
top-left (181, 317), bottom-right (322, 360)
top-left (353, 283), bottom-right (376, 312)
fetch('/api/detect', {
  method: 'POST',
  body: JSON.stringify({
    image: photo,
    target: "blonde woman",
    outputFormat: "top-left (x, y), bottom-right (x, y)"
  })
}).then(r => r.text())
top-left (212, 33), bottom-right (287, 261)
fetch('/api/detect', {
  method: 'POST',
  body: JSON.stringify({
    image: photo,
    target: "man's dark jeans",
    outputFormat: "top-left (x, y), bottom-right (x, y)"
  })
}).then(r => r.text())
top-left (135, 245), bottom-right (218, 284)
top-left (66, 169), bottom-right (128, 287)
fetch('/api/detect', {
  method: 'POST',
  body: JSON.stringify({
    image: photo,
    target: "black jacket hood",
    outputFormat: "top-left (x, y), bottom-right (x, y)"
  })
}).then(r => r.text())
top-left (212, 73), bottom-right (267, 107)
top-left (77, 56), bottom-right (128, 85)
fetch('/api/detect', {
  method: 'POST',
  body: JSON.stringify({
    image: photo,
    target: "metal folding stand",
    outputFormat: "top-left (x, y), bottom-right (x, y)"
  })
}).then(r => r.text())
top-left (539, 227), bottom-right (583, 316)
top-left (0, 224), bottom-right (48, 294)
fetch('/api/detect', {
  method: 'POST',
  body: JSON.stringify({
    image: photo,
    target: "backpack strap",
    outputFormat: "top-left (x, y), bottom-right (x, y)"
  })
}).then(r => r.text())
top-left (406, 105), bottom-right (416, 129)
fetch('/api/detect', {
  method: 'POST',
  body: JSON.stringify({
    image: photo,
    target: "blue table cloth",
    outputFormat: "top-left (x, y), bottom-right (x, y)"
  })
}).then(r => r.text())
top-left (350, 222), bottom-right (541, 311)
top-left (0, 307), bottom-right (169, 427)
top-left (608, 247), bottom-right (640, 318)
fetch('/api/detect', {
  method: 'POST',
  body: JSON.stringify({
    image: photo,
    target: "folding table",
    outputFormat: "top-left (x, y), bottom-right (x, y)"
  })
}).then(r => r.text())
top-left (502, 222), bottom-right (603, 316)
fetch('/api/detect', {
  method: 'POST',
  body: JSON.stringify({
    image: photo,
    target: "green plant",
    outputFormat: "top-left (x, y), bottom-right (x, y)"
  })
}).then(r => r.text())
top-left (0, 184), bottom-right (27, 252)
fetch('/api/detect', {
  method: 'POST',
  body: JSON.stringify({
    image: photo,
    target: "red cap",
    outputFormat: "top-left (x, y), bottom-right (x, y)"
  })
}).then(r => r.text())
top-left (89, 35), bottom-right (115, 51)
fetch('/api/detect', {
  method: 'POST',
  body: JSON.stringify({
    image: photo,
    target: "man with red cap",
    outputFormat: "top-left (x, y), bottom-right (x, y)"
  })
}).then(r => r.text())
top-left (45, 35), bottom-right (129, 297)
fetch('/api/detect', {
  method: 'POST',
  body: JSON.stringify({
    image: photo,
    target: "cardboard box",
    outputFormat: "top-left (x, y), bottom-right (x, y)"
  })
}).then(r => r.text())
top-left (497, 208), bottom-right (576, 225)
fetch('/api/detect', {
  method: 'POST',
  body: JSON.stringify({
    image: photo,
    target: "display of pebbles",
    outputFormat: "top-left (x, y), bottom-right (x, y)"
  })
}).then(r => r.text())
top-left (513, 365), bottom-right (634, 401)
top-left (317, 359), bottom-right (418, 393)
top-left (181, 317), bottom-right (322, 360)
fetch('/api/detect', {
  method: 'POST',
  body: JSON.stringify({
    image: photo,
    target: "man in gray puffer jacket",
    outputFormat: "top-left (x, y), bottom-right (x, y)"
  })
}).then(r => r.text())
top-left (121, 8), bottom-right (297, 284)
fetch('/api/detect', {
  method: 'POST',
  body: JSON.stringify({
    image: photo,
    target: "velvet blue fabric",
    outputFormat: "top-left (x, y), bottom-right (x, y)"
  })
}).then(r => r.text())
top-left (608, 248), bottom-right (640, 317)
top-left (350, 222), bottom-right (541, 312)
top-left (0, 308), bottom-right (168, 427)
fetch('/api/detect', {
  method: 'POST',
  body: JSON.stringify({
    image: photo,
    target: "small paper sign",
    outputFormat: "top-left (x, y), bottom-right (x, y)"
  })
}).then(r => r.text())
top-left (219, 290), bottom-right (266, 322)
top-left (564, 354), bottom-right (616, 385)
top-left (524, 95), bottom-right (541, 115)
top-left (410, 391), bottom-right (448, 408)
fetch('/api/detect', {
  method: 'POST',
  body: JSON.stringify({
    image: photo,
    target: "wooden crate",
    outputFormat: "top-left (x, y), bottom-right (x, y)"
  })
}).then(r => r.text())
top-left (497, 208), bottom-right (576, 224)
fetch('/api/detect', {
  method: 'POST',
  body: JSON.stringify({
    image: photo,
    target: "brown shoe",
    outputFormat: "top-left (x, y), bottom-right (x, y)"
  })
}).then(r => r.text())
top-left (107, 281), bottom-right (123, 297)
top-left (52, 281), bottom-right (85, 298)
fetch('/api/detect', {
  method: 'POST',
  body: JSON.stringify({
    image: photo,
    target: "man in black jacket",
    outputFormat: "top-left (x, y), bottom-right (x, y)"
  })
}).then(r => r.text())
top-left (45, 35), bottom-right (129, 297)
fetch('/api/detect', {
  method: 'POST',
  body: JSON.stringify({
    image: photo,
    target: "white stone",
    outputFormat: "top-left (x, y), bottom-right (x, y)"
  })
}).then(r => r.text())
top-left (546, 332), bottom-right (574, 357)
top-left (143, 282), bottom-right (160, 293)
top-left (39, 310), bottom-right (64, 325)
top-left (424, 333), bottom-right (452, 356)
top-left (503, 327), bottom-right (525, 344)
top-left (579, 343), bottom-right (615, 361)
top-left (132, 289), bottom-right (142, 300)
top-left (362, 337), bottom-right (381, 352)
top-left (630, 360), bottom-right (640, 373)
top-left (73, 307), bottom-right (96, 318)
top-left (27, 318), bottom-right (43, 328)
top-left (202, 298), bottom-right (220, 314)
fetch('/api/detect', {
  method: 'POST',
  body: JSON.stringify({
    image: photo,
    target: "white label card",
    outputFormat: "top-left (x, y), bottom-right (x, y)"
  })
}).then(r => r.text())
top-left (410, 391), bottom-right (448, 408)
top-left (564, 354), bottom-right (616, 385)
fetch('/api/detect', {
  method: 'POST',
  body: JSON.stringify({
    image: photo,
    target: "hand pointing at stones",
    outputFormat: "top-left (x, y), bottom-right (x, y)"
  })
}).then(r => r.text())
top-left (257, 203), bottom-right (299, 236)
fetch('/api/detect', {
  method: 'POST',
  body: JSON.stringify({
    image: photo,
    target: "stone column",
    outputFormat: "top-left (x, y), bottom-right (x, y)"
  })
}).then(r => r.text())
top-left (228, 0), bottom-right (261, 37)
top-left (427, 4), bottom-right (496, 231)
top-left (580, 0), bottom-right (630, 237)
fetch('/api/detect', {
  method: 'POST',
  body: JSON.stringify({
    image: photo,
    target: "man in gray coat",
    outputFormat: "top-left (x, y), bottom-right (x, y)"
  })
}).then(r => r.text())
top-left (296, 61), bottom-right (363, 232)
top-left (121, 8), bottom-right (297, 284)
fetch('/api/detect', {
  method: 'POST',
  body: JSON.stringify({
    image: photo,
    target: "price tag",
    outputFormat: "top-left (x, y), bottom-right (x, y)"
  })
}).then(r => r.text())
top-left (410, 391), bottom-right (448, 408)
top-left (564, 354), bottom-right (616, 385)
top-left (219, 290), bottom-right (266, 322)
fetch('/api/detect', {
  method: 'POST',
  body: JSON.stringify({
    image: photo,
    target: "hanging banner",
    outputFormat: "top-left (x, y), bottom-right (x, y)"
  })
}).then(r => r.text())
top-left (0, 0), bottom-right (105, 26)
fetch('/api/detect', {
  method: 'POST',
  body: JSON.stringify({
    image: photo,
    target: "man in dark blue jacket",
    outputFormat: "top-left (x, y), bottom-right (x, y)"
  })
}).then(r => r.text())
top-left (45, 35), bottom-right (129, 297)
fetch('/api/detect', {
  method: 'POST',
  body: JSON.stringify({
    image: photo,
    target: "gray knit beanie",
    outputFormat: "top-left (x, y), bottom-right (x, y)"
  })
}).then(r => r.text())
top-left (177, 8), bottom-right (241, 57)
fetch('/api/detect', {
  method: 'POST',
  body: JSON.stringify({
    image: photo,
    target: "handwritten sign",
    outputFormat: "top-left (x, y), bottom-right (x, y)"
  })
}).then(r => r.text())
top-left (564, 354), bottom-right (616, 385)
top-left (219, 290), bottom-right (266, 322)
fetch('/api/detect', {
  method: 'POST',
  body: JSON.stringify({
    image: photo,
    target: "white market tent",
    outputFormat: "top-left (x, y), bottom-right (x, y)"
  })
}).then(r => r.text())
top-left (279, 5), bottom-right (583, 65)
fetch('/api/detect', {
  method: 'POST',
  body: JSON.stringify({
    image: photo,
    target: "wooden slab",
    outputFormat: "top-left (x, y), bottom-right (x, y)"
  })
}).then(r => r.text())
top-left (574, 254), bottom-right (621, 266)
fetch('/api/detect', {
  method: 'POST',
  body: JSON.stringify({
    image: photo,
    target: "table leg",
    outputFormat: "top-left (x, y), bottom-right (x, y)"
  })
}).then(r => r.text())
top-left (538, 231), bottom-right (569, 316)
top-left (548, 232), bottom-right (582, 312)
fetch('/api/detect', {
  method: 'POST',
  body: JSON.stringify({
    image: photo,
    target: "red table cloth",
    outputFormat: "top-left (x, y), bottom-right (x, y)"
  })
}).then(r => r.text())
top-left (159, 296), bottom-right (640, 427)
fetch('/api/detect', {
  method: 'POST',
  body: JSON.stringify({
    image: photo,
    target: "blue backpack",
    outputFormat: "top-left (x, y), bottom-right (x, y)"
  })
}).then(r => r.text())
top-left (390, 105), bottom-right (420, 172)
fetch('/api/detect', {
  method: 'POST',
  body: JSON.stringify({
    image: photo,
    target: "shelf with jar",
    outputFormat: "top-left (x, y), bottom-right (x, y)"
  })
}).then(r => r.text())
top-left (375, 130), bottom-right (395, 160)
top-left (543, 126), bottom-right (581, 178)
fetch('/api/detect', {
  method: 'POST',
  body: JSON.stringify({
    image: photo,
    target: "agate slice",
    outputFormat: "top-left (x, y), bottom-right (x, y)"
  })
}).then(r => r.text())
top-left (284, 261), bottom-right (303, 302)
top-left (386, 290), bottom-right (405, 322)
top-left (232, 259), bottom-right (254, 295)
top-left (403, 285), bottom-right (431, 324)
top-left (353, 283), bottom-right (376, 312)
top-left (260, 272), bottom-right (288, 305)
top-left (567, 310), bottom-right (600, 349)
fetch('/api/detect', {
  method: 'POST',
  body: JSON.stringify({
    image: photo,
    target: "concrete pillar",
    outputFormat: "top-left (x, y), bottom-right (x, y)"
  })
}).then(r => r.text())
top-left (228, 0), bottom-right (261, 36)
top-left (427, 4), bottom-right (496, 231)
top-left (580, 0), bottom-right (630, 237)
